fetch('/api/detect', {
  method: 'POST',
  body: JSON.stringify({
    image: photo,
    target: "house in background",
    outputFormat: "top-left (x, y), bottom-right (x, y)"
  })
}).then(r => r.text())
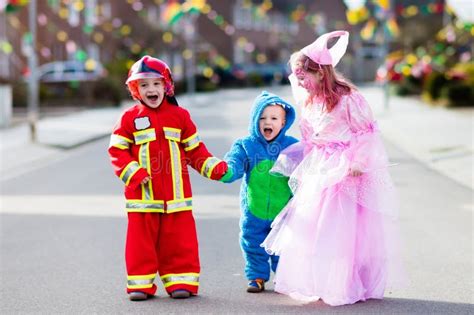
top-left (1, 0), bottom-right (447, 97)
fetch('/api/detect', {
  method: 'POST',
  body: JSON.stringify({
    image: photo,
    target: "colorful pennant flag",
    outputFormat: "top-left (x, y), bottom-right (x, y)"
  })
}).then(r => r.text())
top-left (385, 16), bottom-right (400, 37)
top-left (346, 6), bottom-right (369, 25)
top-left (161, 1), bottom-right (183, 26)
top-left (361, 18), bottom-right (377, 40)
top-left (373, 0), bottom-right (390, 10)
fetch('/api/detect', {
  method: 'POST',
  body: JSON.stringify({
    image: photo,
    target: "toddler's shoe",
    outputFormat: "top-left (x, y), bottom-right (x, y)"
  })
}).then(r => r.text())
top-left (170, 289), bottom-right (191, 299)
top-left (247, 279), bottom-right (265, 293)
top-left (129, 291), bottom-right (148, 301)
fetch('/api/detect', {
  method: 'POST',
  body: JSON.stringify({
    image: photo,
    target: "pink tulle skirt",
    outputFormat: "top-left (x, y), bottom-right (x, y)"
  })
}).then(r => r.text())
top-left (262, 141), bottom-right (405, 306)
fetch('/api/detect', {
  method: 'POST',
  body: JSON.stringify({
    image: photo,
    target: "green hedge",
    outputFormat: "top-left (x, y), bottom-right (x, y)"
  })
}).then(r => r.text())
top-left (444, 82), bottom-right (474, 106)
top-left (423, 72), bottom-right (447, 101)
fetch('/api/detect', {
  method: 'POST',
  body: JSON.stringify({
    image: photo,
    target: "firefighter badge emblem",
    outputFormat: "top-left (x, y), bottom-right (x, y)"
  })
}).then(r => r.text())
top-left (134, 117), bottom-right (151, 130)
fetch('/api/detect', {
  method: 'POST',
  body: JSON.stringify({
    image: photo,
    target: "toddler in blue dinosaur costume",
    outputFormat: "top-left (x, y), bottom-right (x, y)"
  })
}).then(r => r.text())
top-left (220, 91), bottom-right (298, 293)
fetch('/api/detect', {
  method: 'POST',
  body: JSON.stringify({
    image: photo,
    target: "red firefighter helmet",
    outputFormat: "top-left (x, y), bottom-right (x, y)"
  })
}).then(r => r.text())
top-left (126, 56), bottom-right (174, 100)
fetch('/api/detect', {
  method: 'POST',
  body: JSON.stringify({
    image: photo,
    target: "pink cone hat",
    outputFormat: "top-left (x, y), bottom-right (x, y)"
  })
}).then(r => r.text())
top-left (300, 30), bottom-right (349, 67)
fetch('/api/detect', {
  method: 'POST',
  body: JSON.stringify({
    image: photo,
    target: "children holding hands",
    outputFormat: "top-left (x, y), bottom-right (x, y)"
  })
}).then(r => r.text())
top-left (109, 29), bottom-right (403, 307)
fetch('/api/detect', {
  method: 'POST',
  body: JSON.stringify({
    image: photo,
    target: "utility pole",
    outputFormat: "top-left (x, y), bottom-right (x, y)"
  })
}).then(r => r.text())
top-left (381, 28), bottom-right (390, 110)
top-left (381, 0), bottom-right (393, 111)
top-left (184, 12), bottom-right (197, 95)
top-left (27, 0), bottom-right (39, 142)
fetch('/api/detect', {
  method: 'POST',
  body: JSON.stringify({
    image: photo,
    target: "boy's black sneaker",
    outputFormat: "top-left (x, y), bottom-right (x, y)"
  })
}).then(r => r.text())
top-left (247, 279), bottom-right (265, 293)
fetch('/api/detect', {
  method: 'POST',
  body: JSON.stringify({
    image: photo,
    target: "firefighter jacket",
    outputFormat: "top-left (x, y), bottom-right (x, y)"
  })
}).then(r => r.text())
top-left (108, 98), bottom-right (227, 213)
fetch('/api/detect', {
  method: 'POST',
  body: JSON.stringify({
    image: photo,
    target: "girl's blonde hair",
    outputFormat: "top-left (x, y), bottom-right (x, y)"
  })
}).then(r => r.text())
top-left (290, 51), bottom-right (355, 112)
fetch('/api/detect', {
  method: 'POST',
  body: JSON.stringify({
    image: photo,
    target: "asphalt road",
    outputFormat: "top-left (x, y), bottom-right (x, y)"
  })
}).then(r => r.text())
top-left (1, 86), bottom-right (472, 314)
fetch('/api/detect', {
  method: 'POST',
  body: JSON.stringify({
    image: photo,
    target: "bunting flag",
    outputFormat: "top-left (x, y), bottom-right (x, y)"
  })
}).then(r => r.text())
top-left (373, 0), bottom-right (390, 11)
top-left (347, 0), bottom-right (402, 40)
top-left (252, 0), bottom-right (272, 19)
top-left (161, 1), bottom-right (183, 26)
top-left (3, 0), bottom-right (29, 14)
top-left (346, 6), bottom-right (369, 25)
top-left (290, 5), bottom-right (306, 22)
top-left (385, 16), bottom-right (400, 37)
top-left (361, 18), bottom-right (377, 40)
top-left (161, 0), bottom-right (207, 26)
top-left (182, 0), bottom-right (207, 14)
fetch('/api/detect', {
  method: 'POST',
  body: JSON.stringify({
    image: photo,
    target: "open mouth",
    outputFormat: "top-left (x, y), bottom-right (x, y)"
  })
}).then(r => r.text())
top-left (146, 94), bottom-right (159, 102)
top-left (263, 127), bottom-right (273, 137)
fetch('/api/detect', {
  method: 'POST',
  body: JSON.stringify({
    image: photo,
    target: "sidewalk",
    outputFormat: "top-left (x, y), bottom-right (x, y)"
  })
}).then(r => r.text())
top-left (361, 85), bottom-right (473, 190)
top-left (0, 85), bottom-right (472, 189)
top-left (0, 107), bottom-right (123, 180)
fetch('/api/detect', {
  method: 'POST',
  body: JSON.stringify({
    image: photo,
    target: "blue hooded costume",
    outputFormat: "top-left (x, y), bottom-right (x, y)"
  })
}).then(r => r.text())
top-left (221, 91), bottom-right (298, 282)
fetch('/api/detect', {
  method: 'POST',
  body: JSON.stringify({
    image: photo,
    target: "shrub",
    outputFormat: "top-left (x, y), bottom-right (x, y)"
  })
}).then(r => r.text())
top-left (445, 82), bottom-right (474, 107)
top-left (247, 72), bottom-right (264, 87)
top-left (449, 62), bottom-right (474, 84)
top-left (423, 71), bottom-right (447, 100)
top-left (12, 82), bottom-right (27, 107)
top-left (394, 75), bottom-right (422, 96)
top-left (93, 78), bottom-right (126, 106)
top-left (196, 75), bottom-right (218, 92)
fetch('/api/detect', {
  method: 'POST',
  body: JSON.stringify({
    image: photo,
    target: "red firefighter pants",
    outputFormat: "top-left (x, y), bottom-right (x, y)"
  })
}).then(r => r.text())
top-left (125, 211), bottom-right (200, 295)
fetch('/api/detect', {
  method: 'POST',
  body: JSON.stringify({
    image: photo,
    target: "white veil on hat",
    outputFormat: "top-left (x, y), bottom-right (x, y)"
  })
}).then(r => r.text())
top-left (300, 30), bottom-right (349, 67)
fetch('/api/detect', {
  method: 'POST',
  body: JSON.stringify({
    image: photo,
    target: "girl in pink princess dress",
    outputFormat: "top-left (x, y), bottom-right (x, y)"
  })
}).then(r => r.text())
top-left (262, 30), bottom-right (405, 306)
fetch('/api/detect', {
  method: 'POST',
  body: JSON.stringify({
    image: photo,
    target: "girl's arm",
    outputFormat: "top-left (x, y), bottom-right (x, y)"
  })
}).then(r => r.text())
top-left (345, 92), bottom-right (389, 174)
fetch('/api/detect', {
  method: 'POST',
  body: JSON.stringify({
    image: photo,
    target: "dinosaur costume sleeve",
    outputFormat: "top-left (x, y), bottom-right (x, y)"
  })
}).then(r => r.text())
top-left (221, 139), bottom-right (248, 183)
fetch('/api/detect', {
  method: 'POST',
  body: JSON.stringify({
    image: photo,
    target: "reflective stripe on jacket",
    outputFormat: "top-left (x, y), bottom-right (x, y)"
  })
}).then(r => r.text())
top-left (108, 99), bottom-right (227, 213)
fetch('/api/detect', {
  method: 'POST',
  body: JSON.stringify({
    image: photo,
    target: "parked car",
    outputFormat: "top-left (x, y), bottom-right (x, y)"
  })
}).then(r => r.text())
top-left (231, 63), bottom-right (290, 85)
top-left (37, 60), bottom-right (105, 83)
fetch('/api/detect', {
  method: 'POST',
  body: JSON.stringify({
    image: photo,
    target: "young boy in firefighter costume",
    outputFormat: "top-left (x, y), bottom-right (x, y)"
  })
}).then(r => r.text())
top-left (108, 56), bottom-right (228, 301)
top-left (219, 91), bottom-right (298, 292)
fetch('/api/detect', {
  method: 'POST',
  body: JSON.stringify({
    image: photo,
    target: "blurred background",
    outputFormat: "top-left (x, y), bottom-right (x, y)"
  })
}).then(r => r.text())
top-left (0, 0), bottom-right (472, 122)
top-left (1, 3), bottom-right (472, 312)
